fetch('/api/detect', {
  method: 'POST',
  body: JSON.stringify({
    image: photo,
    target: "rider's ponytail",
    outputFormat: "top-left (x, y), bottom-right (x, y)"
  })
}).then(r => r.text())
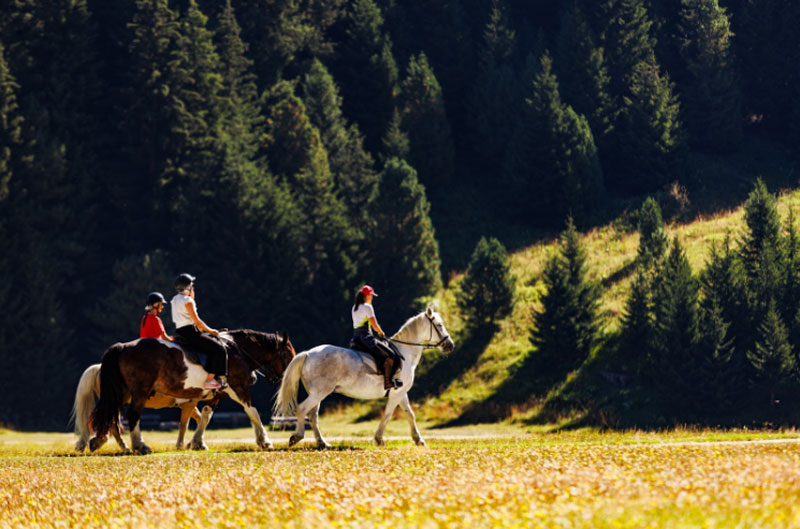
top-left (353, 290), bottom-right (366, 311)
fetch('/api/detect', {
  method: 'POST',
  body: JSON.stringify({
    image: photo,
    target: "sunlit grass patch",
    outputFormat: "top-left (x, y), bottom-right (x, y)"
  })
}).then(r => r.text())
top-left (3, 434), bottom-right (800, 528)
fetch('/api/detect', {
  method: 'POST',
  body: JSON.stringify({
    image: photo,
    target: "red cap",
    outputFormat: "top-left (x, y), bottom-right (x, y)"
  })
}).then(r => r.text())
top-left (360, 285), bottom-right (378, 297)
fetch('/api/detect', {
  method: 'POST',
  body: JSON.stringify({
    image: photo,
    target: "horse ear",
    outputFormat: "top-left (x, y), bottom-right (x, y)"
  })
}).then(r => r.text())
top-left (426, 306), bottom-right (433, 317)
top-left (280, 330), bottom-right (289, 343)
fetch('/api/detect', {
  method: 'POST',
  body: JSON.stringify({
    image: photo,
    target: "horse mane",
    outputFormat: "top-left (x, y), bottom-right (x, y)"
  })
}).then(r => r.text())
top-left (391, 311), bottom-right (429, 341)
top-left (228, 328), bottom-right (280, 349)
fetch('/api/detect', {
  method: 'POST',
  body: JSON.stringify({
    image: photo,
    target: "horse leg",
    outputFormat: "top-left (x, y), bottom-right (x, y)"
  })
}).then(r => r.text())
top-left (398, 393), bottom-right (425, 446)
top-left (288, 390), bottom-right (329, 448)
top-left (223, 388), bottom-right (273, 450)
top-left (374, 391), bottom-right (405, 447)
top-left (125, 395), bottom-right (151, 454)
top-left (189, 404), bottom-right (215, 451)
top-left (112, 412), bottom-right (130, 453)
top-left (176, 404), bottom-right (198, 450)
top-left (308, 402), bottom-right (331, 449)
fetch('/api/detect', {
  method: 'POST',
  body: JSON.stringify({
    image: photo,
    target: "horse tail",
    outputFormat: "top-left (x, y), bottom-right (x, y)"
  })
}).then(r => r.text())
top-left (90, 343), bottom-right (127, 439)
top-left (273, 352), bottom-right (308, 417)
top-left (70, 363), bottom-right (101, 448)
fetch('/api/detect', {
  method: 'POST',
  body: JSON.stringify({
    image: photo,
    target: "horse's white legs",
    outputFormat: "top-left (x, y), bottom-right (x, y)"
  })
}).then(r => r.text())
top-left (374, 391), bottom-right (405, 447)
top-left (288, 390), bottom-right (331, 447)
top-left (189, 405), bottom-right (214, 450)
top-left (309, 402), bottom-right (331, 449)
top-left (398, 393), bottom-right (425, 446)
top-left (130, 422), bottom-right (151, 454)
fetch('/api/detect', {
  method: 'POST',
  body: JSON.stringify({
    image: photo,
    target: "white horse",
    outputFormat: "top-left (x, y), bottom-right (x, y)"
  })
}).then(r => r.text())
top-left (274, 308), bottom-right (455, 448)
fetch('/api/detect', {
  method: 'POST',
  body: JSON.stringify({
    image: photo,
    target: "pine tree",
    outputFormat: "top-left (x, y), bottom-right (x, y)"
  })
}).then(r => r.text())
top-left (648, 237), bottom-right (702, 415)
top-left (531, 217), bottom-right (603, 371)
top-left (739, 178), bottom-right (783, 285)
top-left (466, 0), bottom-right (521, 166)
top-left (367, 158), bottom-right (442, 327)
top-left (399, 52), bottom-right (455, 188)
top-left (677, 0), bottom-right (742, 152)
top-left (695, 296), bottom-right (737, 414)
top-left (618, 267), bottom-right (654, 375)
top-left (504, 53), bottom-right (604, 222)
top-left (456, 236), bottom-right (516, 330)
top-left (747, 301), bottom-right (796, 407)
top-left (637, 197), bottom-right (668, 266)
top-left (608, 61), bottom-right (684, 193)
top-left (333, 0), bottom-right (398, 153)
top-left (380, 108), bottom-right (410, 163)
top-left (262, 81), bottom-right (358, 337)
top-left (0, 43), bottom-right (22, 203)
top-left (555, 3), bottom-right (614, 143)
top-left (301, 59), bottom-right (379, 221)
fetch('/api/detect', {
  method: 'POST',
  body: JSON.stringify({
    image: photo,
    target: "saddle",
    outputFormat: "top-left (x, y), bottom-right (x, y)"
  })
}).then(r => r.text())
top-left (348, 339), bottom-right (403, 379)
top-left (171, 336), bottom-right (209, 368)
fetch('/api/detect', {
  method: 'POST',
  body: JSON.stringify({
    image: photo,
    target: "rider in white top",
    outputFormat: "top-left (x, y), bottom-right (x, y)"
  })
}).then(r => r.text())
top-left (350, 285), bottom-right (401, 390)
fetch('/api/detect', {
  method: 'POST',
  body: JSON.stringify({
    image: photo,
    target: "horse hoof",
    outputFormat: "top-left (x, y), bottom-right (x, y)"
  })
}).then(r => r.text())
top-left (259, 442), bottom-right (273, 451)
top-left (288, 434), bottom-right (303, 447)
top-left (317, 441), bottom-right (332, 449)
top-left (74, 441), bottom-right (87, 452)
top-left (134, 444), bottom-right (152, 455)
top-left (176, 443), bottom-right (185, 451)
top-left (191, 442), bottom-right (208, 451)
top-left (415, 438), bottom-right (427, 447)
top-left (374, 438), bottom-right (385, 447)
top-left (89, 437), bottom-right (105, 452)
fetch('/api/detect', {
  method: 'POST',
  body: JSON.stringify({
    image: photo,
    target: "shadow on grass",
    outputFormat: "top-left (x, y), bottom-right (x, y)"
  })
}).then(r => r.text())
top-left (438, 349), bottom-right (576, 427)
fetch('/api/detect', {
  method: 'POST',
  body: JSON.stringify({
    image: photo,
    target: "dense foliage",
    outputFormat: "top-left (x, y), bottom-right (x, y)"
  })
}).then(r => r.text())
top-left (1, 0), bottom-right (799, 428)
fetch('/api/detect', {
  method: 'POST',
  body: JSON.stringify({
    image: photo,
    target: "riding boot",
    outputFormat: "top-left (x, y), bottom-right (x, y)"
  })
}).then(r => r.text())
top-left (383, 358), bottom-right (394, 390)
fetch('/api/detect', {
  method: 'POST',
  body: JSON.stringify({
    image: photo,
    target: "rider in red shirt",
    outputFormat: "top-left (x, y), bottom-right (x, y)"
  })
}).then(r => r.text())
top-left (140, 292), bottom-right (173, 341)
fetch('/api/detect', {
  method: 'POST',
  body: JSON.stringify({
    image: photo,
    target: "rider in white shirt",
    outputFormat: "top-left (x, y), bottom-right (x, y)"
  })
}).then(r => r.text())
top-left (350, 285), bottom-right (402, 390)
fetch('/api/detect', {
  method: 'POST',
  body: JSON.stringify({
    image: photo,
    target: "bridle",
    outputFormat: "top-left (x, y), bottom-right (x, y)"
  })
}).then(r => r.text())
top-left (235, 335), bottom-right (285, 383)
top-left (389, 314), bottom-right (451, 349)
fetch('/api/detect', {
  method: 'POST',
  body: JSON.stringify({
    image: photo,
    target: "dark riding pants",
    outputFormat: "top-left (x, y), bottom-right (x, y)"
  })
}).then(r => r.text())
top-left (351, 327), bottom-right (395, 369)
top-left (175, 325), bottom-right (228, 377)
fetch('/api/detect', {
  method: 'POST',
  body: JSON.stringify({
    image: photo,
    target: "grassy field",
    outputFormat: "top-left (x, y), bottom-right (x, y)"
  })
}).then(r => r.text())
top-left (2, 426), bottom-right (800, 528)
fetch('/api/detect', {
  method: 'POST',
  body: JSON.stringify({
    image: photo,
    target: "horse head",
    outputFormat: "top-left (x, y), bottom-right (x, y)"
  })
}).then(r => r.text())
top-left (238, 330), bottom-right (296, 383)
top-left (424, 307), bottom-right (455, 353)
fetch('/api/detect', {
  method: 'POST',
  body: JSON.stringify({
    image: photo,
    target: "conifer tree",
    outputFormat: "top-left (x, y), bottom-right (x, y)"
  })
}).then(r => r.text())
top-left (695, 297), bottom-right (737, 413)
top-left (380, 108), bottom-right (410, 163)
top-left (678, 0), bottom-right (742, 152)
top-left (608, 61), bottom-right (684, 193)
top-left (531, 217), bottom-right (603, 370)
top-left (301, 59), bottom-right (378, 222)
top-left (648, 237), bottom-right (702, 414)
top-left (333, 0), bottom-right (398, 153)
top-left (555, 3), bottom-right (614, 143)
top-left (399, 52), bottom-right (455, 188)
top-left (262, 81), bottom-right (357, 336)
top-left (456, 236), bottom-right (516, 330)
top-left (618, 267), bottom-right (654, 375)
top-left (504, 53), bottom-right (604, 222)
top-left (367, 158), bottom-right (442, 327)
top-left (466, 0), bottom-right (521, 166)
top-left (637, 197), bottom-right (668, 266)
top-left (739, 179), bottom-right (782, 285)
top-left (0, 44), bottom-right (22, 203)
top-left (747, 301), bottom-right (796, 407)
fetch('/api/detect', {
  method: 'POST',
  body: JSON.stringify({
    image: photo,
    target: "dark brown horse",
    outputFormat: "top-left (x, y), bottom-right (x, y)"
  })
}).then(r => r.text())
top-left (90, 329), bottom-right (295, 454)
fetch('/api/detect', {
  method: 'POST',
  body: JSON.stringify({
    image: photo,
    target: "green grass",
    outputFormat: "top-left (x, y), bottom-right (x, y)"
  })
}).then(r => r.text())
top-left (412, 147), bottom-right (800, 425)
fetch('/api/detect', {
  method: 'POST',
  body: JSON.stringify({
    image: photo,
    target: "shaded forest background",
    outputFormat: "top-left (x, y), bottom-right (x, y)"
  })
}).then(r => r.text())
top-left (1, 0), bottom-right (799, 429)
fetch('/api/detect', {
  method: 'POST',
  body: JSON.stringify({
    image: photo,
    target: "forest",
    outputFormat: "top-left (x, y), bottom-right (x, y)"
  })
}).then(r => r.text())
top-left (1, 0), bottom-right (799, 429)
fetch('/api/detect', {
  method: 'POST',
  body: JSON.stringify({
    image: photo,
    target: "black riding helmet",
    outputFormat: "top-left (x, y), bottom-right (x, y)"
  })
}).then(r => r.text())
top-left (146, 292), bottom-right (166, 307)
top-left (175, 273), bottom-right (196, 291)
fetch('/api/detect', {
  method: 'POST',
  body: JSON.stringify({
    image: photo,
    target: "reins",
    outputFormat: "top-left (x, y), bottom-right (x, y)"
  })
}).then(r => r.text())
top-left (388, 315), bottom-right (451, 348)
top-left (229, 333), bottom-right (281, 382)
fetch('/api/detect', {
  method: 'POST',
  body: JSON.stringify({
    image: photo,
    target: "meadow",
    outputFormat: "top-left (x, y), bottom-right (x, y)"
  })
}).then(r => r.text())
top-left (2, 424), bottom-right (800, 528)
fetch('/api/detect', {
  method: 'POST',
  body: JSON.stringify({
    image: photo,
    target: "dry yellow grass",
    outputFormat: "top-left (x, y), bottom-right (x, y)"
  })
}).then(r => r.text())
top-left (3, 437), bottom-right (800, 528)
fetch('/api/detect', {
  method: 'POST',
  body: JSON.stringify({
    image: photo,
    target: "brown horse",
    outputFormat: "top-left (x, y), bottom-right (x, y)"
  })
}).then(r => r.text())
top-left (71, 363), bottom-right (206, 452)
top-left (89, 329), bottom-right (295, 454)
